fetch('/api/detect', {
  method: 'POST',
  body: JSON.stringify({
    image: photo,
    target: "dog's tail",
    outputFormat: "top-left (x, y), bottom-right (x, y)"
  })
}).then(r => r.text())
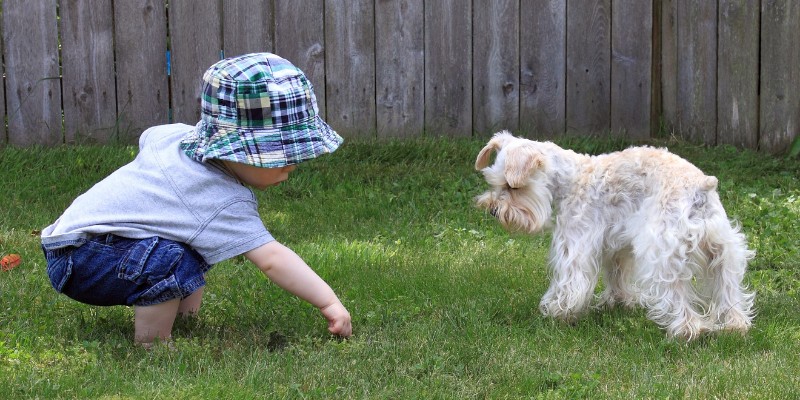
top-left (702, 175), bottom-right (718, 191)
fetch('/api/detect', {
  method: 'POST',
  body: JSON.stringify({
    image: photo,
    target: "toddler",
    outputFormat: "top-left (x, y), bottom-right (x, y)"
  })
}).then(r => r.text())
top-left (41, 53), bottom-right (352, 347)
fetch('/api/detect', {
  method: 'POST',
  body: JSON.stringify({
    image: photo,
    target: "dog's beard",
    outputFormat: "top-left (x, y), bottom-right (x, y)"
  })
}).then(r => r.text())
top-left (476, 186), bottom-right (552, 234)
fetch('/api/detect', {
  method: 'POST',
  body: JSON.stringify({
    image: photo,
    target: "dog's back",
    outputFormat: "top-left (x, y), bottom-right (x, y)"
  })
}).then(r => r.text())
top-left (593, 146), bottom-right (718, 194)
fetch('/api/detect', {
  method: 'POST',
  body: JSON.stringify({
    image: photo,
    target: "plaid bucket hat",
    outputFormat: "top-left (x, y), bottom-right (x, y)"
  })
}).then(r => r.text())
top-left (180, 53), bottom-right (342, 168)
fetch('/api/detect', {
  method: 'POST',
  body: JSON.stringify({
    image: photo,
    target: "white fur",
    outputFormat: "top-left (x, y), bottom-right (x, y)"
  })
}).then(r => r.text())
top-left (475, 131), bottom-right (755, 340)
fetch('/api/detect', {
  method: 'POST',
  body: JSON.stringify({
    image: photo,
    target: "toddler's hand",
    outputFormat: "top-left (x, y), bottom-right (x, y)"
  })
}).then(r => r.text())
top-left (320, 301), bottom-right (352, 337)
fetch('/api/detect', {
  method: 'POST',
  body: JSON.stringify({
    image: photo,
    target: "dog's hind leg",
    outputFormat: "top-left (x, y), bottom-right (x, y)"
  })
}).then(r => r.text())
top-left (633, 229), bottom-right (713, 340)
top-left (640, 259), bottom-right (714, 339)
top-left (701, 210), bottom-right (755, 333)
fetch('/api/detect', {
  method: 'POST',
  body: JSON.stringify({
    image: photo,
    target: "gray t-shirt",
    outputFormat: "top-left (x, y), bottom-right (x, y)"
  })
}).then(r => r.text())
top-left (41, 123), bottom-right (274, 265)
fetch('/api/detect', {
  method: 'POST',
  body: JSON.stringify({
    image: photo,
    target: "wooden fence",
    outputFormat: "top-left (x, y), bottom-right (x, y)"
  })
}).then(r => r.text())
top-left (0, 0), bottom-right (797, 153)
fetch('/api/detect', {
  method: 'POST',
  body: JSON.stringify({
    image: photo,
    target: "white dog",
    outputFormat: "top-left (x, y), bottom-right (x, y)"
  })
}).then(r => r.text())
top-left (475, 131), bottom-right (755, 339)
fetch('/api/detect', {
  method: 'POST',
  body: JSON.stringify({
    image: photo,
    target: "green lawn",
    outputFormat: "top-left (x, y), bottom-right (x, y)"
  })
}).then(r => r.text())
top-left (1, 136), bottom-right (798, 399)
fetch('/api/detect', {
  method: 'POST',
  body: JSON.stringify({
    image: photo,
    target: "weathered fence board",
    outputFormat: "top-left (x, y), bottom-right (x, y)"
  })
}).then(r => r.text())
top-left (274, 0), bottom-right (327, 119)
top-left (4, 0), bottom-right (62, 147)
top-left (520, 0), bottom-right (566, 138)
top-left (473, 0), bottom-right (520, 136)
top-left (566, 0), bottom-right (611, 134)
top-left (114, 0), bottom-right (170, 143)
top-left (169, 0), bottom-right (222, 125)
top-left (760, 0), bottom-right (800, 154)
top-left (60, 0), bottom-right (117, 144)
top-left (425, 0), bottom-right (472, 136)
top-left (660, 0), bottom-right (679, 133)
top-left (223, 0), bottom-right (273, 58)
top-left (325, 0), bottom-right (376, 136)
top-left (718, 0), bottom-right (759, 149)
top-left (611, 0), bottom-right (652, 140)
top-left (375, 0), bottom-right (425, 138)
top-left (677, 0), bottom-right (718, 145)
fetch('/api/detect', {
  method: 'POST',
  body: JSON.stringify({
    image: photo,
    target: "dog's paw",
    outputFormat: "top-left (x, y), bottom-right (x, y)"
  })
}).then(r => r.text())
top-left (595, 291), bottom-right (639, 310)
top-left (716, 310), bottom-right (752, 334)
top-left (667, 317), bottom-right (714, 341)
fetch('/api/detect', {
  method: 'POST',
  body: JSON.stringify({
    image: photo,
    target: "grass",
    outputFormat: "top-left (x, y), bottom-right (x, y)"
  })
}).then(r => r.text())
top-left (1, 135), bottom-right (798, 399)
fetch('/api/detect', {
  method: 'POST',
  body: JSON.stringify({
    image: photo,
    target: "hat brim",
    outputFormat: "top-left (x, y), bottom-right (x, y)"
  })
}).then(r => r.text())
top-left (182, 115), bottom-right (343, 168)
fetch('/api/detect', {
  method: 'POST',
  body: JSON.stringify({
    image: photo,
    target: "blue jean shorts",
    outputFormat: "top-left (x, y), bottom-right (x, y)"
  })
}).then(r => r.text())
top-left (43, 235), bottom-right (212, 306)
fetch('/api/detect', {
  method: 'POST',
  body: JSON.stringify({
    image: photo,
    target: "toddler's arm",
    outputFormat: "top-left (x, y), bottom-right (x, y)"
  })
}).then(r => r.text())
top-left (245, 241), bottom-right (352, 337)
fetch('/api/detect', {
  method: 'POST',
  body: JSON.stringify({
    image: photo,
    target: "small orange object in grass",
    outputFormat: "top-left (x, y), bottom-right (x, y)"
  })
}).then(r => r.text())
top-left (1, 254), bottom-right (21, 271)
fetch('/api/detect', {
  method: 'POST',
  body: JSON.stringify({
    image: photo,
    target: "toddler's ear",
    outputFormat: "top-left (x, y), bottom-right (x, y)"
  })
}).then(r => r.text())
top-left (503, 143), bottom-right (544, 188)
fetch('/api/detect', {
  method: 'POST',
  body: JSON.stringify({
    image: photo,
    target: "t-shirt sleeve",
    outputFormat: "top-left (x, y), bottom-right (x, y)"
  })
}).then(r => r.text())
top-left (189, 199), bottom-right (274, 265)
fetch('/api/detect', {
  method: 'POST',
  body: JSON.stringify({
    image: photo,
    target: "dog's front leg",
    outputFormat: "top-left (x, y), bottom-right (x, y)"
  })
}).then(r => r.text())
top-left (539, 231), bottom-right (601, 322)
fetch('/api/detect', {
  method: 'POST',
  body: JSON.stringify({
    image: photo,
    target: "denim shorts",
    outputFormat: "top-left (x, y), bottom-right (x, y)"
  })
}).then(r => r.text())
top-left (43, 235), bottom-right (212, 306)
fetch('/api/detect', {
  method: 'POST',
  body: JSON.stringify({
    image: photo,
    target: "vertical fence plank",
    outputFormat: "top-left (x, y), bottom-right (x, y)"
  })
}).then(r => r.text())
top-left (223, 0), bottom-right (273, 58)
top-left (169, 0), bottom-right (222, 125)
top-left (520, 0), bottom-right (566, 138)
top-left (473, 0), bottom-right (519, 137)
top-left (60, 0), bottom-right (117, 144)
top-left (660, 0), bottom-right (678, 134)
top-left (375, 0), bottom-right (424, 138)
top-left (760, 0), bottom-right (800, 153)
top-left (566, 0), bottom-right (611, 134)
top-left (676, 0), bottom-right (717, 145)
top-left (274, 0), bottom-right (327, 119)
top-left (114, 0), bottom-right (169, 142)
top-left (425, 0), bottom-right (472, 136)
top-left (324, 0), bottom-right (376, 137)
top-left (3, 0), bottom-right (62, 146)
top-left (718, 0), bottom-right (759, 149)
top-left (611, 0), bottom-right (652, 140)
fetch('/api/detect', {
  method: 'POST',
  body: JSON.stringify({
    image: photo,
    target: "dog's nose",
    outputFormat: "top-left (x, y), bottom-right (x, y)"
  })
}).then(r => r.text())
top-left (490, 207), bottom-right (499, 217)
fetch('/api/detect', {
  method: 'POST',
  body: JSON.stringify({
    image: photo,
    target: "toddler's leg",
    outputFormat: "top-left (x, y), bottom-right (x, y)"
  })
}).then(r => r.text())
top-left (178, 287), bottom-right (204, 317)
top-left (134, 298), bottom-right (180, 348)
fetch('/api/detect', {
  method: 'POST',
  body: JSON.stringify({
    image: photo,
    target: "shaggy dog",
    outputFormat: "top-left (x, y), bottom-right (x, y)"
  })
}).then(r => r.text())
top-left (475, 131), bottom-right (754, 339)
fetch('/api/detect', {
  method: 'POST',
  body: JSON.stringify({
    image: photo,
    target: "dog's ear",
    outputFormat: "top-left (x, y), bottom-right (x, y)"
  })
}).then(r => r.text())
top-left (504, 143), bottom-right (545, 188)
top-left (475, 139), bottom-right (501, 170)
top-left (475, 131), bottom-right (513, 170)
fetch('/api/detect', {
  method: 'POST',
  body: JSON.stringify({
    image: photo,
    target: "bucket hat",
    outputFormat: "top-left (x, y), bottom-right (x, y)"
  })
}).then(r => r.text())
top-left (180, 53), bottom-right (342, 168)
